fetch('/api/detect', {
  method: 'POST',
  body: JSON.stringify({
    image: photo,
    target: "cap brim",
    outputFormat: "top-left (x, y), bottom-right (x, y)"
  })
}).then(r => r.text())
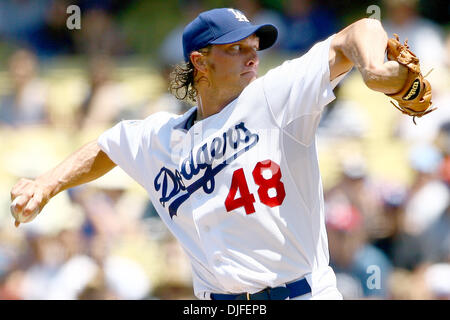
top-left (210, 24), bottom-right (278, 51)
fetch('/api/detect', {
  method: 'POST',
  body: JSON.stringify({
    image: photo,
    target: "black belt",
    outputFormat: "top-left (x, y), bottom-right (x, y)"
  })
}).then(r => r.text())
top-left (210, 278), bottom-right (311, 300)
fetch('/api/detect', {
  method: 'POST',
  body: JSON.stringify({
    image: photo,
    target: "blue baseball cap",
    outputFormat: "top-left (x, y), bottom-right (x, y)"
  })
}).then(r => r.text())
top-left (182, 8), bottom-right (278, 62)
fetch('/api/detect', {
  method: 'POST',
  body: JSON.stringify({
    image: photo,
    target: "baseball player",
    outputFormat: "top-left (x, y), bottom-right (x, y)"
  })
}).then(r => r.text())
top-left (10, 8), bottom-right (434, 300)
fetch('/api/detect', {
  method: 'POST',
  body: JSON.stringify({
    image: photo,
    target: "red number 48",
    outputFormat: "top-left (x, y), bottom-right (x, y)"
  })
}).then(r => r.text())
top-left (225, 160), bottom-right (286, 215)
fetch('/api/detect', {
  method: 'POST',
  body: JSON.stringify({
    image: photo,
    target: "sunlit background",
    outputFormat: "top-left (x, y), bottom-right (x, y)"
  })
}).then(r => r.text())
top-left (0, 0), bottom-right (449, 300)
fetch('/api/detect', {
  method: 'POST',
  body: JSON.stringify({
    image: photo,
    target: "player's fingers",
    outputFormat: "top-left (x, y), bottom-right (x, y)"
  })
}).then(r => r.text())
top-left (10, 179), bottom-right (29, 201)
top-left (10, 196), bottom-right (27, 221)
top-left (23, 196), bottom-right (40, 216)
top-left (30, 190), bottom-right (45, 212)
top-left (11, 194), bottom-right (33, 214)
top-left (21, 197), bottom-right (40, 223)
top-left (10, 178), bottom-right (34, 201)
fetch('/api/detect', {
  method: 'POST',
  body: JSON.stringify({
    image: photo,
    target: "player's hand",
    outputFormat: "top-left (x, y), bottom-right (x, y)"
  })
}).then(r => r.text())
top-left (10, 178), bottom-right (50, 227)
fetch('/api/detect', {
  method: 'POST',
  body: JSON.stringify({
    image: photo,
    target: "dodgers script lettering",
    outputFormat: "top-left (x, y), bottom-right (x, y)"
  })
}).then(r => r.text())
top-left (154, 122), bottom-right (259, 218)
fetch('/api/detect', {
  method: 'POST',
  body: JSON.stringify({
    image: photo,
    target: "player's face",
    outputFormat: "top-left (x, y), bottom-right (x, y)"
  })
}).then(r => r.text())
top-left (205, 35), bottom-right (260, 97)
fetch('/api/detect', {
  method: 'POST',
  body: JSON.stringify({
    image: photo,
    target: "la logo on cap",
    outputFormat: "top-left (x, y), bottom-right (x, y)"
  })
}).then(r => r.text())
top-left (228, 9), bottom-right (249, 22)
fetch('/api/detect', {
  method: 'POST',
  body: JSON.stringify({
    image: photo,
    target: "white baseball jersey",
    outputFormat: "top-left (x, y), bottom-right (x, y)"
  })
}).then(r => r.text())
top-left (98, 35), bottom-right (350, 299)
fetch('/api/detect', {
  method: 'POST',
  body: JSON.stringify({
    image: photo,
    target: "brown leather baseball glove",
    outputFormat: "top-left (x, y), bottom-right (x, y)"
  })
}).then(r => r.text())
top-left (386, 34), bottom-right (436, 124)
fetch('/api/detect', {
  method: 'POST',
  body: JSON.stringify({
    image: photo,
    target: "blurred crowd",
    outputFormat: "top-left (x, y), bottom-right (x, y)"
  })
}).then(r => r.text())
top-left (0, 0), bottom-right (449, 300)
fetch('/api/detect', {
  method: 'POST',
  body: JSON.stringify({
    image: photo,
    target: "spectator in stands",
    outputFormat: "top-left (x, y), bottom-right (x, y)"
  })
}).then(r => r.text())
top-left (26, 0), bottom-right (76, 58)
top-left (381, 0), bottom-right (445, 70)
top-left (403, 144), bottom-right (448, 237)
top-left (421, 204), bottom-right (450, 264)
top-left (436, 121), bottom-right (450, 186)
top-left (279, 0), bottom-right (338, 55)
top-left (158, 0), bottom-right (205, 67)
top-left (423, 263), bottom-right (450, 299)
top-left (372, 184), bottom-right (423, 270)
top-left (148, 0), bottom-right (205, 116)
top-left (380, 144), bottom-right (448, 270)
top-left (0, 49), bottom-right (50, 127)
top-left (0, 0), bottom-right (50, 51)
top-left (76, 54), bottom-right (129, 129)
top-left (326, 201), bottom-right (393, 299)
top-left (73, 1), bottom-right (129, 57)
top-left (324, 155), bottom-right (384, 241)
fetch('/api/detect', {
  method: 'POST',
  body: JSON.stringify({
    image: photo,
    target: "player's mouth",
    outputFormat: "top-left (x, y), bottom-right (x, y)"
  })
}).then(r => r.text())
top-left (241, 69), bottom-right (257, 77)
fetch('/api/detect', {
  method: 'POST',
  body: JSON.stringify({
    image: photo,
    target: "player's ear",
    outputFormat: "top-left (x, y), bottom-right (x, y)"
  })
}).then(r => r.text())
top-left (190, 51), bottom-right (208, 74)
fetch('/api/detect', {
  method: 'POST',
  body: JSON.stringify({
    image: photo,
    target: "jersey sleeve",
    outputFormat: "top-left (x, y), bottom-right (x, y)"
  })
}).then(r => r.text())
top-left (97, 118), bottom-right (151, 189)
top-left (262, 35), bottom-right (349, 133)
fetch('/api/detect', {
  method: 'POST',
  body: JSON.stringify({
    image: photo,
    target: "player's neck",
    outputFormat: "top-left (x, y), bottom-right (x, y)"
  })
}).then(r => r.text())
top-left (196, 89), bottom-right (240, 121)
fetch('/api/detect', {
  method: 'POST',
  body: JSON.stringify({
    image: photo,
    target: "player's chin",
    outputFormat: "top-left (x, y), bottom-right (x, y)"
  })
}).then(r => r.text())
top-left (240, 71), bottom-right (258, 84)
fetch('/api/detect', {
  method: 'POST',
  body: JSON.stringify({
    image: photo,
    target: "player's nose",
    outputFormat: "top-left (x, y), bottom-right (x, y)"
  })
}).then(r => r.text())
top-left (246, 50), bottom-right (259, 68)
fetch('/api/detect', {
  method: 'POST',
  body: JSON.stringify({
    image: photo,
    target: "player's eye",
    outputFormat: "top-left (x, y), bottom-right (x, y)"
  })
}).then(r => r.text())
top-left (230, 44), bottom-right (241, 52)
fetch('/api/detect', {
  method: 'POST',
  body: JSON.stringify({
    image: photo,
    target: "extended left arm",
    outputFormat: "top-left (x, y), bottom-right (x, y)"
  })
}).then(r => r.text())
top-left (329, 18), bottom-right (408, 94)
